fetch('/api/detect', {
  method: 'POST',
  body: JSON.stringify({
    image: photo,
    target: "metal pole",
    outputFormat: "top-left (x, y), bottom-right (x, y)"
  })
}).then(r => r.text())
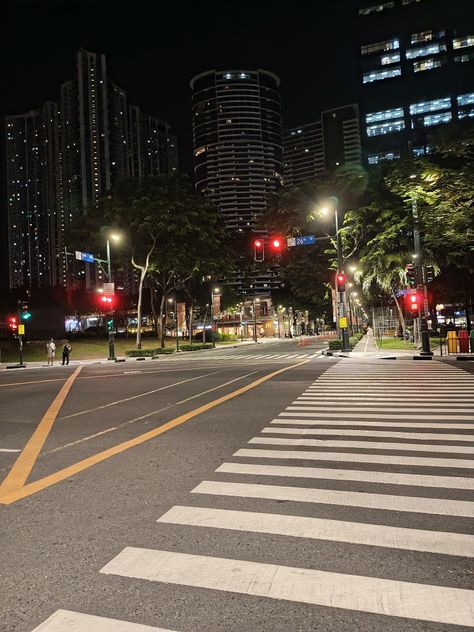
top-left (253, 298), bottom-right (257, 343)
top-left (175, 299), bottom-right (179, 352)
top-left (106, 239), bottom-right (112, 282)
top-left (412, 197), bottom-right (432, 356)
top-left (335, 208), bottom-right (351, 352)
top-left (106, 238), bottom-right (116, 360)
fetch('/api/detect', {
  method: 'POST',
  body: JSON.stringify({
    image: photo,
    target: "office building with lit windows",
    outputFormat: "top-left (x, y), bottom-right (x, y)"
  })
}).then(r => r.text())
top-left (5, 104), bottom-right (64, 289)
top-left (358, 0), bottom-right (474, 164)
top-left (283, 104), bottom-right (361, 187)
top-left (190, 69), bottom-right (283, 232)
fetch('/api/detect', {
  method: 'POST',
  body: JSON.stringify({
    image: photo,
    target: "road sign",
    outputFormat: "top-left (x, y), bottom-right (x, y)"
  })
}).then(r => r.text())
top-left (287, 235), bottom-right (316, 247)
top-left (396, 289), bottom-right (410, 296)
top-left (103, 282), bottom-right (115, 295)
top-left (75, 250), bottom-right (94, 263)
top-left (18, 324), bottom-right (25, 335)
top-left (338, 316), bottom-right (348, 329)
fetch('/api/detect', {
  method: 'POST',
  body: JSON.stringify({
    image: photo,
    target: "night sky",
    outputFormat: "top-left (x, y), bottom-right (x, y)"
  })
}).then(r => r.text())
top-left (3, 0), bottom-right (360, 174)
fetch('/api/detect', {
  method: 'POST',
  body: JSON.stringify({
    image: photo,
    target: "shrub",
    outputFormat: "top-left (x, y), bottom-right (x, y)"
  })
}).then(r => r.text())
top-left (180, 343), bottom-right (215, 351)
top-left (328, 339), bottom-right (342, 350)
top-left (125, 347), bottom-right (174, 357)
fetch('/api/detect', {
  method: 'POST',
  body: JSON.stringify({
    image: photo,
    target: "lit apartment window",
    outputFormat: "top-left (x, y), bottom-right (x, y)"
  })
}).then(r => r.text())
top-left (423, 112), bottom-right (452, 126)
top-left (406, 43), bottom-right (446, 59)
top-left (413, 58), bottom-right (443, 72)
top-left (363, 66), bottom-right (401, 83)
top-left (411, 30), bottom-right (433, 44)
top-left (413, 146), bottom-right (431, 157)
top-left (367, 150), bottom-right (400, 164)
top-left (366, 107), bottom-right (404, 123)
top-left (409, 98), bottom-right (451, 114)
top-left (361, 39), bottom-right (399, 55)
top-left (366, 119), bottom-right (405, 136)
top-left (455, 53), bottom-right (474, 63)
top-left (381, 53), bottom-right (400, 65)
top-left (453, 36), bottom-right (474, 49)
top-left (458, 108), bottom-right (474, 120)
top-left (359, 2), bottom-right (395, 15)
top-left (457, 93), bottom-right (474, 106)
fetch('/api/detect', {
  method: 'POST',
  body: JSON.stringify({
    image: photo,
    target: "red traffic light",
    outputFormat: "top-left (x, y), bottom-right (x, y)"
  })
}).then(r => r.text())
top-left (254, 239), bottom-right (263, 249)
top-left (8, 315), bottom-right (17, 330)
top-left (253, 238), bottom-right (265, 262)
top-left (98, 294), bottom-right (114, 309)
top-left (272, 238), bottom-right (281, 249)
top-left (406, 293), bottom-right (421, 314)
top-left (336, 273), bottom-right (346, 293)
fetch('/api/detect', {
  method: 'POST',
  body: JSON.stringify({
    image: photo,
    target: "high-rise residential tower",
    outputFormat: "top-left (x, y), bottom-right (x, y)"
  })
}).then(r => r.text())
top-left (190, 69), bottom-right (283, 232)
top-left (5, 104), bottom-right (64, 289)
top-left (358, 0), bottom-right (474, 164)
top-left (283, 104), bottom-right (362, 188)
top-left (128, 106), bottom-right (178, 178)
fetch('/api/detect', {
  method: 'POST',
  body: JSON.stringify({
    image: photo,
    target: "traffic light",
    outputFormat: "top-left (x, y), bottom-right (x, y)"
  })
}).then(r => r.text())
top-left (406, 293), bottom-right (421, 315)
top-left (99, 294), bottom-right (114, 309)
top-left (8, 315), bottom-right (18, 332)
top-left (106, 316), bottom-right (114, 331)
top-left (405, 264), bottom-right (416, 288)
top-left (425, 264), bottom-right (435, 284)
top-left (270, 237), bottom-right (283, 256)
top-left (336, 272), bottom-right (346, 293)
top-left (253, 238), bottom-right (265, 262)
top-left (20, 301), bottom-right (31, 320)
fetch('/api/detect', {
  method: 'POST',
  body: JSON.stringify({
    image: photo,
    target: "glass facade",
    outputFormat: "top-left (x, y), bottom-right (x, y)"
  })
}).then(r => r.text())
top-left (381, 53), bottom-right (401, 65)
top-left (367, 150), bottom-right (400, 164)
top-left (363, 66), bottom-right (401, 83)
top-left (366, 119), bottom-right (405, 136)
top-left (423, 112), bottom-right (452, 126)
top-left (406, 43), bottom-right (446, 59)
top-left (453, 36), bottom-right (474, 50)
top-left (409, 98), bottom-right (451, 115)
top-left (361, 39), bottom-right (399, 55)
top-left (366, 107), bottom-right (404, 123)
top-left (413, 58), bottom-right (443, 72)
top-left (457, 93), bottom-right (474, 106)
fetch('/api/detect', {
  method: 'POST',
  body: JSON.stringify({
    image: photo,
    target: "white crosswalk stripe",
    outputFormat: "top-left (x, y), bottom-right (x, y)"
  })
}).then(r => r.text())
top-left (35, 359), bottom-right (474, 630)
top-left (31, 610), bottom-right (177, 631)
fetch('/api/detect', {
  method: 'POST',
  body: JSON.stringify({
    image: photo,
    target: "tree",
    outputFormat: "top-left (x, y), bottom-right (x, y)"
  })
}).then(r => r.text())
top-left (102, 175), bottom-right (233, 348)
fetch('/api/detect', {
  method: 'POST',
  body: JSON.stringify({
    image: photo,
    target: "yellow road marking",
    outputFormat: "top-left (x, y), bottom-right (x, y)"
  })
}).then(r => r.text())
top-left (0, 367), bottom-right (81, 495)
top-left (0, 359), bottom-right (310, 504)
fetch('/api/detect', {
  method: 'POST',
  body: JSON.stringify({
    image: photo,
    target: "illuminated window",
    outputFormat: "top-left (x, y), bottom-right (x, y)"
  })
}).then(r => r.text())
top-left (380, 53), bottom-right (400, 65)
top-left (361, 39), bottom-right (399, 55)
top-left (410, 98), bottom-right (451, 114)
top-left (366, 119), bottom-right (405, 136)
top-left (223, 73), bottom-right (234, 80)
top-left (368, 150), bottom-right (400, 164)
top-left (458, 108), bottom-right (474, 120)
top-left (453, 36), bottom-right (474, 49)
top-left (359, 2), bottom-right (395, 15)
top-left (413, 146), bottom-right (431, 157)
top-left (363, 66), bottom-right (401, 83)
top-left (413, 58), bottom-right (443, 72)
top-left (423, 112), bottom-right (452, 126)
top-left (457, 93), bottom-right (474, 106)
top-left (411, 30), bottom-right (433, 44)
top-left (455, 53), bottom-right (474, 63)
top-left (366, 107), bottom-right (404, 123)
top-left (406, 43), bottom-right (446, 59)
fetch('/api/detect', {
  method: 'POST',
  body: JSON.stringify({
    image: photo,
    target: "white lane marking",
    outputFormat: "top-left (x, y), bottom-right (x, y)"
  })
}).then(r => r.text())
top-left (58, 369), bottom-right (226, 420)
top-left (0, 449), bottom-right (21, 453)
top-left (124, 371), bottom-right (143, 374)
top-left (217, 462), bottom-right (474, 490)
top-left (271, 418), bottom-right (474, 429)
top-left (100, 548), bottom-right (474, 627)
top-left (31, 609), bottom-right (177, 631)
top-left (280, 411), bottom-right (474, 420)
top-left (43, 427), bottom-right (118, 456)
top-left (233, 448), bottom-right (474, 469)
top-left (192, 480), bottom-right (474, 518)
top-left (158, 505), bottom-right (474, 557)
top-left (248, 437), bottom-right (474, 454)
top-left (261, 426), bottom-right (474, 442)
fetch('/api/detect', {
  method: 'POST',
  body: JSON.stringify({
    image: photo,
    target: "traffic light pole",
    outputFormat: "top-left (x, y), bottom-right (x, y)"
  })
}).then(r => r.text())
top-left (335, 209), bottom-right (351, 353)
top-left (412, 198), bottom-right (432, 356)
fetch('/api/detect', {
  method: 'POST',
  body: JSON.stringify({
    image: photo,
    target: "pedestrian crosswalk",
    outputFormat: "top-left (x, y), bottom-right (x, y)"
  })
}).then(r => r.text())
top-left (32, 360), bottom-right (474, 630)
top-left (162, 350), bottom-right (322, 362)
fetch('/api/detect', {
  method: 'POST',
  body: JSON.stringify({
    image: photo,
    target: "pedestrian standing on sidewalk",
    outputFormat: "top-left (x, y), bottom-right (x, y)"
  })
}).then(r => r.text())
top-left (46, 338), bottom-right (56, 366)
top-left (62, 341), bottom-right (72, 365)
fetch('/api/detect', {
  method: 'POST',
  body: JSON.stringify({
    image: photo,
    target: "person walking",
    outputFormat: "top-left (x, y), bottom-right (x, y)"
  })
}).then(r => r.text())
top-left (46, 338), bottom-right (56, 366)
top-left (62, 341), bottom-right (72, 366)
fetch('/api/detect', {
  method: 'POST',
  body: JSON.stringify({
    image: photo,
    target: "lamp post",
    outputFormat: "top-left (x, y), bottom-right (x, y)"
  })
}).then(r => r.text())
top-left (252, 297), bottom-right (260, 342)
top-left (320, 203), bottom-right (351, 352)
top-left (168, 297), bottom-right (179, 351)
top-left (211, 287), bottom-right (220, 344)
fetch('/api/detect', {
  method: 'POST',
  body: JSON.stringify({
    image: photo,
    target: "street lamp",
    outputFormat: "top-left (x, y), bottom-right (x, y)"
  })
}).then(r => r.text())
top-left (211, 287), bottom-right (220, 343)
top-left (104, 232), bottom-right (121, 361)
top-left (318, 201), bottom-right (351, 352)
top-left (168, 297), bottom-right (179, 351)
top-left (253, 297), bottom-right (260, 342)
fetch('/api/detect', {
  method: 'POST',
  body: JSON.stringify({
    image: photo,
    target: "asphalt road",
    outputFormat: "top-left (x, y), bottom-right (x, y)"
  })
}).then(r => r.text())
top-left (1, 340), bottom-right (473, 632)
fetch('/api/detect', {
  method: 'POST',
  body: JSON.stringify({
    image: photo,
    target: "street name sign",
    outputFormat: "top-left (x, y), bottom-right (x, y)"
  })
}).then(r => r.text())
top-left (339, 317), bottom-right (348, 329)
top-left (75, 250), bottom-right (95, 263)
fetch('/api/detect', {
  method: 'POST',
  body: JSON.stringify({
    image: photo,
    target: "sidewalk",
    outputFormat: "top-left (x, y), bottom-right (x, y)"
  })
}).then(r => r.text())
top-left (330, 330), bottom-right (415, 359)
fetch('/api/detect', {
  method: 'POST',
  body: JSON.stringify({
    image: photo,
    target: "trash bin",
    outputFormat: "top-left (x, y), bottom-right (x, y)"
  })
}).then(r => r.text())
top-left (447, 330), bottom-right (457, 353)
top-left (459, 329), bottom-right (469, 353)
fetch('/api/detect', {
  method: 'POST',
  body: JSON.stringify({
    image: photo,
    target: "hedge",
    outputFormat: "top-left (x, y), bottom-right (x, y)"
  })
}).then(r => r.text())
top-left (125, 347), bottom-right (174, 357)
top-left (179, 343), bottom-right (215, 351)
top-left (328, 331), bottom-right (365, 351)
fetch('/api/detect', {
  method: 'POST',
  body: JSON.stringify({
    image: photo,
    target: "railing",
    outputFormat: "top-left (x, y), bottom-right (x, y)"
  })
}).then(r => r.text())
top-left (439, 331), bottom-right (474, 355)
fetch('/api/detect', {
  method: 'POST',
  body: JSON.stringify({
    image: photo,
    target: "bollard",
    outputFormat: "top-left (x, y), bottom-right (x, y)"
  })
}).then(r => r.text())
top-left (459, 329), bottom-right (469, 353)
top-left (447, 330), bottom-right (457, 354)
